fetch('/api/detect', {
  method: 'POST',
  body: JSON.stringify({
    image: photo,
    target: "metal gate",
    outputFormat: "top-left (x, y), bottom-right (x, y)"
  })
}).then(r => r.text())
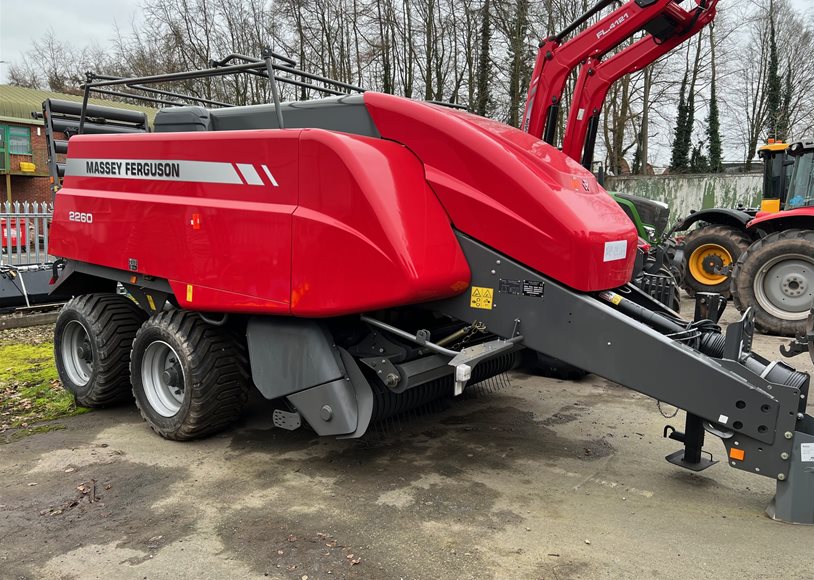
top-left (1, 202), bottom-right (53, 267)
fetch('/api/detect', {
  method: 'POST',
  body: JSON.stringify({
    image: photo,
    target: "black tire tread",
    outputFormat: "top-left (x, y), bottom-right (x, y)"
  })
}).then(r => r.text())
top-left (56, 293), bottom-right (146, 407)
top-left (131, 310), bottom-right (250, 441)
top-left (731, 229), bottom-right (814, 337)
top-left (681, 224), bottom-right (752, 297)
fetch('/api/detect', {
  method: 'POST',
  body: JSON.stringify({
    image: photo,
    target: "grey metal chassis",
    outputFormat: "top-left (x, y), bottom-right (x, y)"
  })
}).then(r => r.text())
top-left (432, 234), bottom-right (813, 524)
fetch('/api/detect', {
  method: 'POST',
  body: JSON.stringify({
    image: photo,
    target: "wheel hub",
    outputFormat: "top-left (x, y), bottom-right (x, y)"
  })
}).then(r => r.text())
top-left (780, 274), bottom-right (807, 297)
top-left (60, 321), bottom-right (94, 387)
top-left (142, 341), bottom-right (186, 417)
top-left (702, 254), bottom-right (724, 275)
top-left (754, 254), bottom-right (814, 320)
top-left (689, 243), bottom-right (732, 286)
top-left (76, 341), bottom-right (93, 363)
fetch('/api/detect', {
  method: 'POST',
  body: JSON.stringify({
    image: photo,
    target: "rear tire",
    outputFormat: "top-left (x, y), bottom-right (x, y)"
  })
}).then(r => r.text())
top-left (731, 230), bottom-right (814, 337)
top-left (54, 293), bottom-right (147, 407)
top-left (682, 225), bottom-right (751, 297)
top-left (130, 310), bottom-right (250, 440)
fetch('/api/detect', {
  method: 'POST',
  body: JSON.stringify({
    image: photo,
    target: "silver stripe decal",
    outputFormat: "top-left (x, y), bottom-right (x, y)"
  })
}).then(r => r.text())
top-left (262, 164), bottom-right (279, 187)
top-left (236, 163), bottom-right (264, 186)
top-left (66, 158), bottom-right (243, 184)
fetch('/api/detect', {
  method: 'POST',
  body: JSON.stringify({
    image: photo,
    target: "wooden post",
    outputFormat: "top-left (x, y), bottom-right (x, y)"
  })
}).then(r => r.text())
top-left (4, 173), bottom-right (10, 203)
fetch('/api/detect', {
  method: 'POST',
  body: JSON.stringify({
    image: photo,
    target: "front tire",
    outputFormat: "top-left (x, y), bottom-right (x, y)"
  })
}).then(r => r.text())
top-left (731, 230), bottom-right (814, 336)
top-left (682, 224), bottom-right (752, 297)
top-left (54, 293), bottom-right (147, 407)
top-left (130, 310), bottom-right (250, 440)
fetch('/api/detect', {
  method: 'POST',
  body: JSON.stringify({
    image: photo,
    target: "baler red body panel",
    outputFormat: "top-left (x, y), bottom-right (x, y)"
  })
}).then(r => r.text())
top-left (51, 128), bottom-right (470, 315)
top-left (52, 92), bottom-right (637, 315)
top-left (363, 93), bottom-right (638, 291)
top-left (292, 130), bottom-right (471, 315)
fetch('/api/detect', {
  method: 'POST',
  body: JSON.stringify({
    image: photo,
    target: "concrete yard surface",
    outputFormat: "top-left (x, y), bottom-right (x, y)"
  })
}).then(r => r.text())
top-left (1, 298), bottom-right (812, 579)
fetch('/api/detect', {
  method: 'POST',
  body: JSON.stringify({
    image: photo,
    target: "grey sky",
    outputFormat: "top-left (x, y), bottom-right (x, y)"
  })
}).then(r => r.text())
top-left (0, 0), bottom-right (141, 82)
top-left (1, 0), bottom-right (812, 83)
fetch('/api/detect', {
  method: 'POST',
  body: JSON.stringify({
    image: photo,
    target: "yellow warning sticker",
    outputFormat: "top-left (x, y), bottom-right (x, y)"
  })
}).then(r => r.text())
top-left (610, 293), bottom-right (623, 305)
top-left (186, 284), bottom-right (193, 303)
top-left (146, 294), bottom-right (156, 311)
top-left (470, 286), bottom-right (494, 310)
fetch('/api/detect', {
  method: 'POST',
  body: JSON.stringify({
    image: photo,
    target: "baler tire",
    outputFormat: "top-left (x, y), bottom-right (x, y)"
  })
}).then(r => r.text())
top-left (682, 224), bottom-right (752, 297)
top-left (731, 230), bottom-right (814, 337)
top-left (54, 293), bottom-right (147, 408)
top-left (524, 351), bottom-right (588, 381)
top-left (130, 310), bottom-right (250, 440)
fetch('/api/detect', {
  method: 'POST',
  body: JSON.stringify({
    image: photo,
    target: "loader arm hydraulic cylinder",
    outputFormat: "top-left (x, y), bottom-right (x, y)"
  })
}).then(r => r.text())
top-left (522, 0), bottom-right (711, 144)
top-left (562, 0), bottom-right (718, 166)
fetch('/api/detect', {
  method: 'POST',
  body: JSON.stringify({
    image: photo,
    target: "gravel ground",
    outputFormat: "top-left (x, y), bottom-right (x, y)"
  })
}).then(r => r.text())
top-left (0, 298), bottom-right (811, 579)
top-left (0, 324), bottom-right (55, 346)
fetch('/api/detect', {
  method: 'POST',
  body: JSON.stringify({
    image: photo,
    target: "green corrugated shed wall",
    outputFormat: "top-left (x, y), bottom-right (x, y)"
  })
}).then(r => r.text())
top-left (0, 84), bottom-right (157, 125)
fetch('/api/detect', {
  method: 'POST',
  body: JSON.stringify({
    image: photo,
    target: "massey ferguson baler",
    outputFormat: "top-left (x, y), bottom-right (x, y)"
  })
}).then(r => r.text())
top-left (46, 54), bottom-right (814, 524)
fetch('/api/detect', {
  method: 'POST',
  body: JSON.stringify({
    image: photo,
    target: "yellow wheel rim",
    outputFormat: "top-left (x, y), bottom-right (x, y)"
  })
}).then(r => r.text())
top-left (688, 243), bottom-right (732, 286)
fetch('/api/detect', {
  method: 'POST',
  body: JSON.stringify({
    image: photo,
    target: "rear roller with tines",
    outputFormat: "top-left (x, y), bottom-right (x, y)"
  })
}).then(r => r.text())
top-left (367, 350), bottom-right (520, 430)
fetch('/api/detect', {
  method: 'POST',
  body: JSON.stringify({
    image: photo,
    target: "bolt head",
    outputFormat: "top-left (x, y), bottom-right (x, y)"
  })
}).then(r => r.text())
top-left (778, 473), bottom-right (786, 481)
top-left (320, 405), bottom-right (333, 421)
top-left (785, 431), bottom-right (794, 439)
top-left (781, 452), bottom-right (790, 460)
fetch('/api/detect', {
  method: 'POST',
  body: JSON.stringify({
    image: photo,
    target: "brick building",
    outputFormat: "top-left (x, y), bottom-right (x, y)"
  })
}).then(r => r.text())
top-left (0, 85), bottom-right (154, 204)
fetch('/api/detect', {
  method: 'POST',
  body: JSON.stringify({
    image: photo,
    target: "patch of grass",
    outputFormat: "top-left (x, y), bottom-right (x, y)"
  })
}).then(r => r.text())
top-left (1, 423), bottom-right (66, 445)
top-left (0, 341), bottom-right (89, 432)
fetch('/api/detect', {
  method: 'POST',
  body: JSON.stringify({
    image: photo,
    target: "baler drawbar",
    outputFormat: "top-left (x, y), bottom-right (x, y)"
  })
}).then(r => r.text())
top-left (46, 51), bottom-right (813, 524)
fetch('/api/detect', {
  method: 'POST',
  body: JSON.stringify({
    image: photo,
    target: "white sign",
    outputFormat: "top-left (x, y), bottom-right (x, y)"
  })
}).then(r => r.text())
top-left (603, 240), bottom-right (627, 262)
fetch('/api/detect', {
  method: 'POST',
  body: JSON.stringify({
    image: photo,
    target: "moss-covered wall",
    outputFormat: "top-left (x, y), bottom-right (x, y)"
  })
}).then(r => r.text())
top-left (606, 174), bottom-right (762, 227)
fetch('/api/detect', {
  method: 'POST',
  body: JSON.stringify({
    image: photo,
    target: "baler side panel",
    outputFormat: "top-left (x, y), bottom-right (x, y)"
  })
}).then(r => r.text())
top-left (363, 93), bottom-right (638, 292)
top-left (291, 130), bottom-right (470, 316)
top-left (51, 131), bottom-right (300, 313)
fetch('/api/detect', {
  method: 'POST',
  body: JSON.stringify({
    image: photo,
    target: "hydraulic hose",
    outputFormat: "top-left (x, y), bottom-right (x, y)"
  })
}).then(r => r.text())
top-left (598, 290), bottom-right (724, 357)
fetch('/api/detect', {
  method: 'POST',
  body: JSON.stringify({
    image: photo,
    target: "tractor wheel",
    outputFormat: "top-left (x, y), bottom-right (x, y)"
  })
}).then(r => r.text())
top-left (656, 265), bottom-right (682, 313)
top-left (524, 351), bottom-right (588, 381)
top-left (662, 237), bottom-right (686, 287)
top-left (54, 293), bottom-right (147, 407)
top-left (130, 310), bottom-right (250, 440)
top-left (682, 225), bottom-right (752, 297)
top-left (731, 230), bottom-right (814, 337)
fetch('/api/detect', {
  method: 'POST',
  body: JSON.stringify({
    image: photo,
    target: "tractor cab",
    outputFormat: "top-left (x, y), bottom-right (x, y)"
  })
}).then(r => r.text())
top-left (784, 139), bottom-right (814, 210)
top-left (757, 140), bottom-right (793, 214)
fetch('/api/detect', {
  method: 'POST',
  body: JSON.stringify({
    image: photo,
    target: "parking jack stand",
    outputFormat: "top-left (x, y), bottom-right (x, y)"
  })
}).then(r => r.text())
top-left (662, 292), bottom-right (727, 471)
top-left (664, 413), bottom-right (718, 471)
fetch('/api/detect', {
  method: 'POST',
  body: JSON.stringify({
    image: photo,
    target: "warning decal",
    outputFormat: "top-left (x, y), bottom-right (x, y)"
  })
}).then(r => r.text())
top-left (470, 286), bottom-right (494, 310)
top-left (802, 443), bottom-right (814, 462)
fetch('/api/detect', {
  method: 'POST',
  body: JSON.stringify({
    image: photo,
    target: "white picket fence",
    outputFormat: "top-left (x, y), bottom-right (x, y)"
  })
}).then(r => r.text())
top-left (0, 202), bottom-right (54, 267)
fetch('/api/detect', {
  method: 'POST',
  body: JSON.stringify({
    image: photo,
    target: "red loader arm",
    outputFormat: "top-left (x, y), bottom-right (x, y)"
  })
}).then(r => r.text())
top-left (522, 0), bottom-right (712, 144)
top-left (561, 0), bottom-right (718, 167)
